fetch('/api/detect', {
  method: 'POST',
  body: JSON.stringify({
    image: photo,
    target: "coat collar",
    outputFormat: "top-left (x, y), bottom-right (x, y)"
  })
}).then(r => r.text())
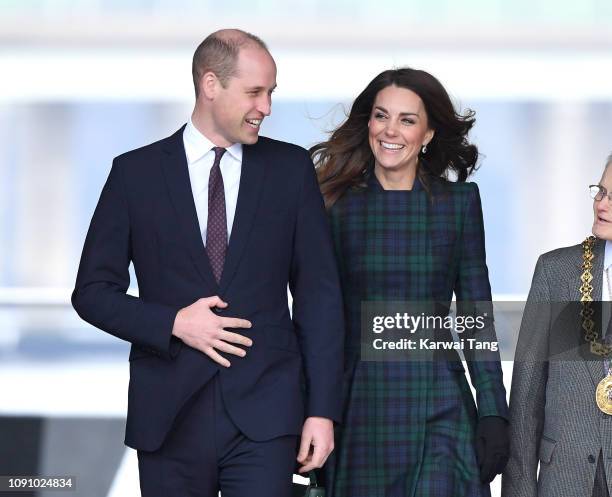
top-left (567, 237), bottom-right (608, 386)
top-left (570, 237), bottom-right (604, 301)
top-left (367, 169), bottom-right (424, 192)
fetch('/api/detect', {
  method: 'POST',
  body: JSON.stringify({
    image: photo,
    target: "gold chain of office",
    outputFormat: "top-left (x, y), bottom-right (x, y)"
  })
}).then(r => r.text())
top-left (581, 235), bottom-right (612, 357)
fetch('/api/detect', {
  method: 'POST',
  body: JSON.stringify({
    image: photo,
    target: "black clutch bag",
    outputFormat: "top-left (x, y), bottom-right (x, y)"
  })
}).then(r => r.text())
top-left (292, 471), bottom-right (325, 497)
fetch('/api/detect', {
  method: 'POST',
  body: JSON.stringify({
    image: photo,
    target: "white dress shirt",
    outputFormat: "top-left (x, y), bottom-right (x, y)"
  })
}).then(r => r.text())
top-left (602, 241), bottom-right (612, 339)
top-left (604, 241), bottom-right (612, 301)
top-left (183, 118), bottom-right (242, 246)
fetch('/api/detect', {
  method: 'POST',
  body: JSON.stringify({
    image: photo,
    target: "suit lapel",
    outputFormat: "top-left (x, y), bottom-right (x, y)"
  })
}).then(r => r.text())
top-left (567, 241), bottom-right (603, 300)
top-left (160, 126), bottom-right (218, 292)
top-left (571, 238), bottom-right (606, 386)
top-left (592, 238), bottom-right (604, 302)
top-left (218, 143), bottom-right (267, 294)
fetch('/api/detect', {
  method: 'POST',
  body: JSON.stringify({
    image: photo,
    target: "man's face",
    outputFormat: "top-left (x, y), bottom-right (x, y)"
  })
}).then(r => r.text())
top-left (209, 46), bottom-right (277, 146)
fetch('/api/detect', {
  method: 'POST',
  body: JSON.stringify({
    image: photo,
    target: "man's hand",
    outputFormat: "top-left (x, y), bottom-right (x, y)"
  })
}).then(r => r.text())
top-left (172, 296), bottom-right (252, 367)
top-left (296, 417), bottom-right (334, 473)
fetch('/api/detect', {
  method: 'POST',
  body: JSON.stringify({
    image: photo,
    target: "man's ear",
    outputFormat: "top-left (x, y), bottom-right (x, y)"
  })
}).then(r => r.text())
top-left (201, 71), bottom-right (219, 100)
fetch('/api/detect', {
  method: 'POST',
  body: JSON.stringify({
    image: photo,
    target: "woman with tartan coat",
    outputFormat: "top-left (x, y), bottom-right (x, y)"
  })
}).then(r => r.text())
top-left (311, 68), bottom-right (510, 497)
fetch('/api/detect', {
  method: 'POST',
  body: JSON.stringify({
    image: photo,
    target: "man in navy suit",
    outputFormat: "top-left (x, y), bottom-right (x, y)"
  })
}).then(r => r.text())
top-left (72, 29), bottom-right (344, 497)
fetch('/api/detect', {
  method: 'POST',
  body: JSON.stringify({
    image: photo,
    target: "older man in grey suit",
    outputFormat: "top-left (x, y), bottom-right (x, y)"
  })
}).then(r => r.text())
top-left (503, 154), bottom-right (612, 497)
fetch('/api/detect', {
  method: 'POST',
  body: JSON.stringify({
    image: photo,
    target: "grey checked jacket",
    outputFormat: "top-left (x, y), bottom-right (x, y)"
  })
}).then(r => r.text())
top-left (503, 238), bottom-right (612, 497)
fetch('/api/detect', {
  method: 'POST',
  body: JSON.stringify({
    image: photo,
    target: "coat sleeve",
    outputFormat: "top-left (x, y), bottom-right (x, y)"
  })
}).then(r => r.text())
top-left (289, 150), bottom-right (345, 422)
top-left (454, 183), bottom-right (509, 419)
top-left (502, 255), bottom-right (551, 497)
top-left (71, 158), bottom-right (182, 360)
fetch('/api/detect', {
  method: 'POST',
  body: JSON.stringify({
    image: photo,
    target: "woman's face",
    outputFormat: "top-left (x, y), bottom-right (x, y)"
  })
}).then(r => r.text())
top-left (368, 85), bottom-right (434, 175)
top-left (593, 166), bottom-right (612, 240)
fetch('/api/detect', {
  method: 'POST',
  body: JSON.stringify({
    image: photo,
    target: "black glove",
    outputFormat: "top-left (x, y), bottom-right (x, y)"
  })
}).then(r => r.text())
top-left (475, 415), bottom-right (509, 483)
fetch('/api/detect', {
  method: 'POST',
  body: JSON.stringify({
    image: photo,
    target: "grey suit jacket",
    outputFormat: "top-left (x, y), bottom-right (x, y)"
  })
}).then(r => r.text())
top-left (502, 238), bottom-right (612, 497)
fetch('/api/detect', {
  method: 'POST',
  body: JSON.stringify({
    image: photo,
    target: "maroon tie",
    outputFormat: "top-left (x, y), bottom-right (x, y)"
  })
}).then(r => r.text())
top-left (206, 147), bottom-right (227, 283)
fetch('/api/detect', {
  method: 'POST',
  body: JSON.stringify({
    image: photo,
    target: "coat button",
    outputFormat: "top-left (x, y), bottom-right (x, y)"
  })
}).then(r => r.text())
top-left (589, 454), bottom-right (596, 463)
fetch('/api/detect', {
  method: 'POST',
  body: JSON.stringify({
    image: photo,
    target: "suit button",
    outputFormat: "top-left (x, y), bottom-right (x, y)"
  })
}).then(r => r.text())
top-left (589, 454), bottom-right (596, 463)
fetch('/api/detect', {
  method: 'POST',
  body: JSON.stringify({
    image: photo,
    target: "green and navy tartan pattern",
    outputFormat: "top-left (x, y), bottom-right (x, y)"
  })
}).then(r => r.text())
top-left (325, 174), bottom-right (508, 497)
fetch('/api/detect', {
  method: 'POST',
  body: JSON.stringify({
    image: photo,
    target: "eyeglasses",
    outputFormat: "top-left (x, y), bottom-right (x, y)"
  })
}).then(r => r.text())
top-left (589, 185), bottom-right (612, 202)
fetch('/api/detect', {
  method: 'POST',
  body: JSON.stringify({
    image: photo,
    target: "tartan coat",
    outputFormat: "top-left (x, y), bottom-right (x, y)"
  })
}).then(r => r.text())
top-left (325, 173), bottom-right (509, 497)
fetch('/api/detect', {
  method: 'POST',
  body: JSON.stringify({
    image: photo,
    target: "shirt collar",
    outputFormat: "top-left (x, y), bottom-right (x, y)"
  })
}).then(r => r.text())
top-left (183, 117), bottom-right (243, 165)
top-left (605, 240), bottom-right (612, 271)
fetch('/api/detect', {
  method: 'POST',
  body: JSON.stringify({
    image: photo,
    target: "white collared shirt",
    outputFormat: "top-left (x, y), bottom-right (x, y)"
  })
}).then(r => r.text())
top-left (601, 240), bottom-right (612, 339)
top-left (183, 118), bottom-right (242, 246)
top-left (604, 241), bottom-right (612, 302)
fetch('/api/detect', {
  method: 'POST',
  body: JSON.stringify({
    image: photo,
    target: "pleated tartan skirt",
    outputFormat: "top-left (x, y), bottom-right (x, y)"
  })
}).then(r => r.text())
top-left (325, 359), bottom-right (490, 497)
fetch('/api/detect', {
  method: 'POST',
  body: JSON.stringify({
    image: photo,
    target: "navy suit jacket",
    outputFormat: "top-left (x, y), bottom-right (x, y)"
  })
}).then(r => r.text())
top-left (72, 126), bottom-right (344, 452)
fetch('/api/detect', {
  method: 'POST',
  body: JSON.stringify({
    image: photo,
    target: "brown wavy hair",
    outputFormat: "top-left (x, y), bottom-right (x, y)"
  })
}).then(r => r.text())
top-left (311, 68), bottom-right (479, 208)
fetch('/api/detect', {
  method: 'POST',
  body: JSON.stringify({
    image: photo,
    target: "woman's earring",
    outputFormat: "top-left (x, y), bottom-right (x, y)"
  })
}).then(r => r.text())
top-left (421, 144), bottom-right (427, 154)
